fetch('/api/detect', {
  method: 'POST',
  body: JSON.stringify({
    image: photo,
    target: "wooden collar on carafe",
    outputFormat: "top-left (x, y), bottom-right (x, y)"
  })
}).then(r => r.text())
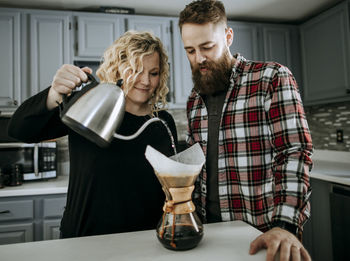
top-left (163, 185), bottom-right (195, 214)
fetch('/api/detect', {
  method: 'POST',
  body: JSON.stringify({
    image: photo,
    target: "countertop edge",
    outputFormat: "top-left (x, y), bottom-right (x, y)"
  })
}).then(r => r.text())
top-left (311, 172), bottom-right (350, 186)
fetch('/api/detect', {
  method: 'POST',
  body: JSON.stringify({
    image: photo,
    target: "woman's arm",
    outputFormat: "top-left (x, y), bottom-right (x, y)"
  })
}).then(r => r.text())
top-left (8, 87), bottom-right (67, 143)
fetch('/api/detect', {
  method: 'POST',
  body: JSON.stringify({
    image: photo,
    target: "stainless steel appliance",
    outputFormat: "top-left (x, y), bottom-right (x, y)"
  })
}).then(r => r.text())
top-left (59, 74), bottom-right (162, 147)
top-left (0, 142), bottom-right (57, 181)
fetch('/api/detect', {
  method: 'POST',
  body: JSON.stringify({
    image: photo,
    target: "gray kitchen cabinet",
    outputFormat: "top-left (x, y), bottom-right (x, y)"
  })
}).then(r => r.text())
top-left (304, 178), bottom-right (350, 261)
top-left (303, 178), bottom-right (333, 261)
top-left (126, 16), bottom-right (172, 56)
top-left (28, 11), bottom-right (71, 96)
top-left (261, 25), bottom-right (292, 68)
top-left (0, 10), bottom-right (21, 109)
top-left (300, 1), bottom-right (350, 105)
top-left (260, 24), bottom-right (303, 93)
top-left (171, 18), bottom-right (192, 106)
top-left (228, 22), bottom-right (301, 80)
top-left (43, 219), bottom-right (61, 240)
top-left (228, 21), bottom-right (259, 61)
top-left (329, 184), bottom-right (350, 261)
top-left (42, 196), bottom-right (66, 240)
top-left (0, 223), bottom-right (34, 244)
top-left (0, 198), bottom-right (34, 244)
top-left (74, 13), bottom-right (125, 59)
top-left (0, 193), bottom-right (67, 245)
top-left (262, 25), bottom-right (292, 69)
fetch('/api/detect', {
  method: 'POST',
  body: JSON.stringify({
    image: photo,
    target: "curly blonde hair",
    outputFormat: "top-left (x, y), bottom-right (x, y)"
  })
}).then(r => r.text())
top-left (96, 30), bottom-right (169, 113)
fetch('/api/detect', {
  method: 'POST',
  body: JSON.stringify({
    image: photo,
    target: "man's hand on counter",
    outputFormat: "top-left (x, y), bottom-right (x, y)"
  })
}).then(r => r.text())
top-left (249, 227), bottom-right (311, 261)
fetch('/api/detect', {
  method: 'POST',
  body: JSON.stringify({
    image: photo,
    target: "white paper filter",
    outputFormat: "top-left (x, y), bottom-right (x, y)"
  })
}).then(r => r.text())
top-left (145, 143), bottom-right (205, 177)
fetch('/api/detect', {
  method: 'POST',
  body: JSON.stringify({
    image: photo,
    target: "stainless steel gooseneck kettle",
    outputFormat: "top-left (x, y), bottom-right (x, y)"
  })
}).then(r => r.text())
top-left (58, 74), bottom-right (161, 147)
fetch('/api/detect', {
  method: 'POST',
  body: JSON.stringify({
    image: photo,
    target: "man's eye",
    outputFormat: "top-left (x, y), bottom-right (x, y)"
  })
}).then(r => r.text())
top-left (187, 49), bottom-right (195, 54)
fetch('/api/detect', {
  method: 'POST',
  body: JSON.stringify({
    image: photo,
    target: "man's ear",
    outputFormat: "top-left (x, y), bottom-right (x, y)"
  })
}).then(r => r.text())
top-left (225, 27), bottom-right (234, 48)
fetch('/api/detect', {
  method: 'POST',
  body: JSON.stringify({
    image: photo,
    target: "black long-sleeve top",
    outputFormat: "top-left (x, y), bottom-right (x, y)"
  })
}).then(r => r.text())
top-left (8, 88), bottom-right (178, 238)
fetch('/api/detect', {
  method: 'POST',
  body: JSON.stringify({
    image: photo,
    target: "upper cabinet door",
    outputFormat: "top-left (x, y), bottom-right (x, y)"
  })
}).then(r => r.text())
top-left (76, 14), bottom-right (125, 58)
top-left (262, 25), bottom-right (292, 69)
top-left (171, 18), bottom-right (192, 106)
top-left (126, 17), bottom-right (172, 56)
top-left (0, 10), bottom-right (20, 109)
top-left (29, 12), bottom-right (71, 95)
top-left (261, 25), bottom-right (303, 90)
top-left (300, 1), bottom-right (350, 105)
top-left (227, 21), bottom-right (259, 60)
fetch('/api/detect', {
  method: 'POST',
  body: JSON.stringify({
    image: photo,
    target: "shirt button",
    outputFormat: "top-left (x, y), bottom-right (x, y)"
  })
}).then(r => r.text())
top-left (202, 140), bottom-right (207, 145)
top-left (203, 116), bottom-right (208, 120)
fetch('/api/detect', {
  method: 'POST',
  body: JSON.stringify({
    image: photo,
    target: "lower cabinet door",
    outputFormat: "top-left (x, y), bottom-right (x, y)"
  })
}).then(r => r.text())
top-left (0, 222), bottom-right (34, 245)
top-left (43, 219), bottom-right (61, 240)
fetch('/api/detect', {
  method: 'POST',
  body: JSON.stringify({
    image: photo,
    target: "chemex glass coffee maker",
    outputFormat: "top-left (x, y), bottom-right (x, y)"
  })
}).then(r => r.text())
top-left (145, 143), bottom-right (205, 251)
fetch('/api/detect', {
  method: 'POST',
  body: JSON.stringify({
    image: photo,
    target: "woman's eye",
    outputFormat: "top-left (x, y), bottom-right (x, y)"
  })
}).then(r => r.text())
top-left (150, 72), bottom-right (159, 76)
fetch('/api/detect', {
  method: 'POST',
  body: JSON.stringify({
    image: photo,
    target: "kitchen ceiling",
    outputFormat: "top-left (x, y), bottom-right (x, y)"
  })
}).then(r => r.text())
top-left (0, 0), bottom-right (343, 22)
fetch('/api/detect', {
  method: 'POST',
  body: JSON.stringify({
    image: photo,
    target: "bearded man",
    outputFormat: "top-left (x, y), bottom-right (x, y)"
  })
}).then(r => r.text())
top-left (179, 1), bottom-right (313, 261)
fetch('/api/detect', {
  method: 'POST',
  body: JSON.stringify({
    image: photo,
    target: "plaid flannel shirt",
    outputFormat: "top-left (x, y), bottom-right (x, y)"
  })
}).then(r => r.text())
top-left (186, 54), bottom-right (313, 232)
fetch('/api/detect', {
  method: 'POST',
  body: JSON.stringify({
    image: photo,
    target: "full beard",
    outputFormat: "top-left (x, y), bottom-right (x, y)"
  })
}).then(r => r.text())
top-left (192, 50), bottom-right (232, 95)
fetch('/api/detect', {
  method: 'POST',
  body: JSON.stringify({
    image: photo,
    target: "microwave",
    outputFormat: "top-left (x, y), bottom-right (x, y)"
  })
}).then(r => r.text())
top-left (0, 142), bottom-right (57, 181)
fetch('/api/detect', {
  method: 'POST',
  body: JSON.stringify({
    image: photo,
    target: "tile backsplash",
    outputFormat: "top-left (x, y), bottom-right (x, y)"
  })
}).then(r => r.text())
top-left (304, 101), bottom-right (350, 152)
top-left (168, 109), bottom-right (187, 141)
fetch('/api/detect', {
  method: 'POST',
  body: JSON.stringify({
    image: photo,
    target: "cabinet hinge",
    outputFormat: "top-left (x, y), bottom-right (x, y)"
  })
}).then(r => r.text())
top-left (69, 22), bottom-right (71, 30)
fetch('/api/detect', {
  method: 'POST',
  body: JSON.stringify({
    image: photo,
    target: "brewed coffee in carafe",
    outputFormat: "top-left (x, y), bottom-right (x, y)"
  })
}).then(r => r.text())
top-left (145, 143), bottom-right (205, 251)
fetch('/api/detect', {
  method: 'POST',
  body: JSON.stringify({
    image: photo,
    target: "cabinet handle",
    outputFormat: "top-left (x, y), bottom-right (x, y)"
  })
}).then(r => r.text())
top-left (0, 210), bottom-right (10, 214)
top-left (13, 100), bottom-right (18, 106)
top-left (346, 88), bottom-right (350, 94)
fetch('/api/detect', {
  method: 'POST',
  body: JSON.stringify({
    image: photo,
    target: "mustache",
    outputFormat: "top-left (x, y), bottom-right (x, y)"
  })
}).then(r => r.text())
top-left (191, 61), bottom-right (212, 72)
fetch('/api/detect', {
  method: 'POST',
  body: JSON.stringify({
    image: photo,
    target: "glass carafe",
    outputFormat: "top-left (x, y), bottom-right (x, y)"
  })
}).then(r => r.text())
top-left (145, 143), bottom-right (206, 251)
top-left (156, 185), bottom-right (203, 250)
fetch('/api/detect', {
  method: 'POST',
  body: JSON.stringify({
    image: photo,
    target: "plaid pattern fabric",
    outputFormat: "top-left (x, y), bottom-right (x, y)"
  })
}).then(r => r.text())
top-left (186, 54), bottom-right (313, 232)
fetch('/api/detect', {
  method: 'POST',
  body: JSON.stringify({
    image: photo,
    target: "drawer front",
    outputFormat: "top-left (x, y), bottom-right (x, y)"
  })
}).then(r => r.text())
top-left (0, 200), bottom-right (34, 222)
top-left (43, 197), bottom-right (66, 218)
top-left (0, 222), bottom-right (34, 245)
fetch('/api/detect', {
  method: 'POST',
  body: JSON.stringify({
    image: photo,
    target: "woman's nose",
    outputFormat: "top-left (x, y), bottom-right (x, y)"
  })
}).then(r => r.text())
top-left (139, 72), bottom-right (150, 85)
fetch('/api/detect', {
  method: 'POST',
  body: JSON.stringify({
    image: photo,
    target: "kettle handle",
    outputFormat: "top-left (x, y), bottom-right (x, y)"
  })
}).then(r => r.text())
top-left (61, 73), bottom-right (98, 106)
top-left (58, 73), bottom-right (101, 117)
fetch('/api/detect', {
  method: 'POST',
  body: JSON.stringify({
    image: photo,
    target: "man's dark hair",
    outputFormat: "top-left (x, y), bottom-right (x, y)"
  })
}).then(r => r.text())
top-left (178, 0), bottom-right (227, 31)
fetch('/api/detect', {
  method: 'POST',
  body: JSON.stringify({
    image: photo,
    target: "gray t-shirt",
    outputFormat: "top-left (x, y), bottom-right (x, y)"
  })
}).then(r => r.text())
top-left (202, 90), bottom-right (226, 223)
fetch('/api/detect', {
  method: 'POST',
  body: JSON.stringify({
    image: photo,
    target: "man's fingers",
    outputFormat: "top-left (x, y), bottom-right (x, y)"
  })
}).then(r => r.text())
top-left (290, 245), bottom-right (301, 261)
top-left (300, 247), bottom-right (312, 261)
top-left (265, 241), bottom-right (280, 261)
top-left (279, 242), bottom-right (291, 261)
top-left (249, 235), bottom-right (266, 254)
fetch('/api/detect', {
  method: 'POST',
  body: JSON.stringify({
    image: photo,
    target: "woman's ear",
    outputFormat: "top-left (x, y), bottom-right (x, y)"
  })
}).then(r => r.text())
top-left (225, 27), bottom-right (234, 48)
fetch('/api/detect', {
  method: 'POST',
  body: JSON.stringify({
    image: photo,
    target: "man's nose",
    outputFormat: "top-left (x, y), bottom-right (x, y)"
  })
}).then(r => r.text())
top-left (195, 51), bottom-right (206, 64)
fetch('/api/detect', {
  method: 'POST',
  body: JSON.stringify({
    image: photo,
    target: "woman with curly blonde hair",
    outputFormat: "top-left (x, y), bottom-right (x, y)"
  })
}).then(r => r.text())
top-left (97, 30), bottom-right (169, 114)
top-left (8, 30), bottom-right (178, 238)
